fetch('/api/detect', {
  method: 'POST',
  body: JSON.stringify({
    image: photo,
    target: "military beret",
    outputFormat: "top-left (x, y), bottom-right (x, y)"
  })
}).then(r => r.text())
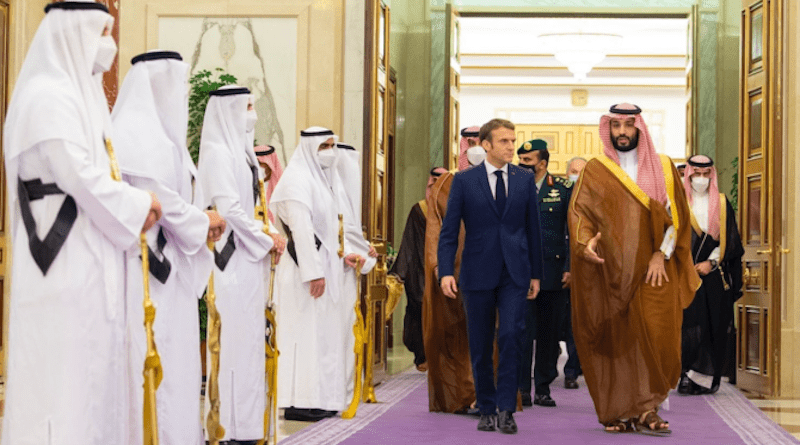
top-left (517, 139), bottom-right (548, 155)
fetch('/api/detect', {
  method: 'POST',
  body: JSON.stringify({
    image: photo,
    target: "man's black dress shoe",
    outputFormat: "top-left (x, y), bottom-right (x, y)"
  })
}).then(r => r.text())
top-left (521, 392), bottom-right (533, 407)
top-left (498, 411), bottom-right (517, 434)
top-left (533, 393), bottom-right (556, 407)
top-left (284, 407), bottom-right (337, 422)
top-left (564, 378), bottom-right (579, 389)
top-left (477, 414), bottom-right (497, 432)
top-left (678, 374), bottom-right (691, 395)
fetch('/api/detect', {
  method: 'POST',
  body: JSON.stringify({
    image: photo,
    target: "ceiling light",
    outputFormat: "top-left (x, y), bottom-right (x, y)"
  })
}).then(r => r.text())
top-left (538, 33), bottom-right (623, 81)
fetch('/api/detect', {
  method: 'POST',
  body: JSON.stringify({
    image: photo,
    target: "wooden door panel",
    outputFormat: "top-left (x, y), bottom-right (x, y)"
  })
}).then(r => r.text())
top-left (737, 0), bottom-right (781, 396)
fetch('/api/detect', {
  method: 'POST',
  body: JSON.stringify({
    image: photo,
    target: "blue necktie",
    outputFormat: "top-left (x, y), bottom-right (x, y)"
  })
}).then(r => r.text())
top-left (494, 170), bottom-right (506, 214)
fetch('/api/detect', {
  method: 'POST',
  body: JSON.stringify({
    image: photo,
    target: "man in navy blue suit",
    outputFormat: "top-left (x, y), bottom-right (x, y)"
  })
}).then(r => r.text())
top-left (439, 118), bottom-right (543, 435)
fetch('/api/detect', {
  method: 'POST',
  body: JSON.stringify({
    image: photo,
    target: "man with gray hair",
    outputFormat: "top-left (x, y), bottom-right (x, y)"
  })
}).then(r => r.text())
top-left (566, 157), bottom-right (588, 183)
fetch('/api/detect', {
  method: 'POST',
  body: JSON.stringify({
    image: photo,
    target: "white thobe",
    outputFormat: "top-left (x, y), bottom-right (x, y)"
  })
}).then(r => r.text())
top-left (690, 191), bottom-right (720, 261)
top-left (3, 139), bottom-right (151, 445)
top-left (274, 199), bottom-right (354, 411)
top-left (336, 199), bottom-right (376, 404)
top-left (202, 152), bottom-right (273, 441)
top-left (124, 157), bottom-right (212, 445)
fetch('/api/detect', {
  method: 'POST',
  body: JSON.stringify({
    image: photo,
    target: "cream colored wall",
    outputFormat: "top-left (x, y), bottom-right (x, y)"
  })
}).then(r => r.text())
top-left (119, 0), bottom-right (345, 136)
top-left (780, 0), bottom-right (800, 399)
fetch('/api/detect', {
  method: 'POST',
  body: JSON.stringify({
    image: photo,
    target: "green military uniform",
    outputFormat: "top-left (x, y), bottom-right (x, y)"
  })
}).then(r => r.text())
top-left (517, 139), bottom-right (574, 405)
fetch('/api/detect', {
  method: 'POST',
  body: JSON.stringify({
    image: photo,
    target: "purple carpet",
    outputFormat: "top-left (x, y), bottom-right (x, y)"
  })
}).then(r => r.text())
top-left (281, 366), bottom-right (800, 445)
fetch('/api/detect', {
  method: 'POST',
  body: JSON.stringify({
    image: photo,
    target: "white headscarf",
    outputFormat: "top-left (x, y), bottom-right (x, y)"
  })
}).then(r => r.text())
top-left (269, 127), bottom-right (340, 254)
top-left (334, 143), bottom-right (376, 272)
top-left (112, 51), bottom-right (193, 195)
top-left (4, 0), bottom-right (114, 236)
top-left (196, 85), bottom-right (257, 210)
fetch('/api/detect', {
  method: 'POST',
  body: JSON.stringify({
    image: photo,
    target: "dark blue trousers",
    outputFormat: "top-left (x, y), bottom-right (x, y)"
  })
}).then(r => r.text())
top-left (563, 291), bottom-right (582, 379)
top-left (461, 264), bottom-right (527, 414)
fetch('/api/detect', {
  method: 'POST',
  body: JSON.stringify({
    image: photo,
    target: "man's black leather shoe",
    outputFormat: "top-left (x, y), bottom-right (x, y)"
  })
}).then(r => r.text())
top-left (477, 414), bottom-right (497, 431)
top-left (533, 394), bottom-right (557, 407)
top-left (498, 411), bottom-right (517, 434)
top-left (520, 392), bottom-right (533, 407)
top-left (564, 378), bottom-right (579, 389)
top-left (678, 374), bottom-right (691, 395)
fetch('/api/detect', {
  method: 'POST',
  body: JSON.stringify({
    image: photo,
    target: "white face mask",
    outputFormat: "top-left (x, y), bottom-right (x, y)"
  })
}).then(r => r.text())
top-left (466, 145), bottom-right (486, 166)
top-left (691, 176), bottom-right (710, 193)
top-left (317, 149), bottom-right (336, 169)
top-left (93, 35), bottom-right (117, 74)
top-left (245, 109), bottom-right (258, 132)
top-left (568, 174), bottom-right (579, 182)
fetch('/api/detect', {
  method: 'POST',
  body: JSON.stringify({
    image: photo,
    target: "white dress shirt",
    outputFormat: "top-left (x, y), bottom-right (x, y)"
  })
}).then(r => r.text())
top-left (484, 160), bottom-right (509, 199)
top-left (615, 148), bottom-right (675, 259)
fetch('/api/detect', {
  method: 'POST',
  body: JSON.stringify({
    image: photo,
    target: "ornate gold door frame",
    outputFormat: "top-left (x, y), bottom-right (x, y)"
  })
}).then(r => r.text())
top-left (443, 4), bottom-right (460, 170)
top-left (737, 0), bottom-right (784, 396)
top-left (362, 0), bottom-right (392, 389)
top-left (0, 0), bottom-right (10, 378)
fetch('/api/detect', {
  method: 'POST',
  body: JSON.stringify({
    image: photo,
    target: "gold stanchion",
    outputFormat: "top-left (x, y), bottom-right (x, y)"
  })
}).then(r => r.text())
top-left (254, 177), bottom-right (279, 445)
top-left (105, 138), bottom-right (162, 445)
top-left (205, 238), bottom-right (225, 445)
top-left (342, 258), bottom-right (365, 419)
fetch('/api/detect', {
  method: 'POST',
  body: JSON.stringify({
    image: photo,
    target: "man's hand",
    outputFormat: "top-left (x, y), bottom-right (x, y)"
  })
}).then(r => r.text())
top-left (527, 279), bottom-right (540, 300)
top-left (441, 275), bottom-right (458, 299)
top-left (309, 277), bottom-right (325, 298)
top-left (268, 233), bottom-right (286, 263)
top-left (368, 244), bottom-right (378, 258)
top-left (561, 271), bottom-right (571, 289)
top-left (142, 192), bottom-right (162, 233)
top-left (695, 260), bottom-right (712, 276)
top-left (646, 251), bottom-right (669, 287)
top-left (582, 232), bottom-right (605, 264)
top-left (345, 253), bottom-right (363, 269)
top-left (205, 210), bottom-right (226, 242)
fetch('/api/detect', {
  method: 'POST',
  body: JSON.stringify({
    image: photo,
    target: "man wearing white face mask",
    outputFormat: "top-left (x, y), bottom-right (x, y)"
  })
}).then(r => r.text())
top-left (679, 155), bottom-right (743, 396)
top-left (2, 2), bottom-right (162, 443)
top-left (112, 50), bottom-right (228, 445)
top-left (271, 128), bottom-right (362, 421)
top-left (566, 156), bottom-right (588, 183)
top-left (197, 85), bottom-right (283, 444)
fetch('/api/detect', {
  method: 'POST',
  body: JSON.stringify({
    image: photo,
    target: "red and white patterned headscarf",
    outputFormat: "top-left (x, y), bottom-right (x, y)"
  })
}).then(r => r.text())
top-left (599, 103), bottom-right (668, 206)
top-left (684, 154), bottom-right (721, 240)
top-left (255, 145), bottom-right (283, 223)
top-left (458, 126), bottom-right (480, 171)
top-left (426, 167), bottom-right (448, 202)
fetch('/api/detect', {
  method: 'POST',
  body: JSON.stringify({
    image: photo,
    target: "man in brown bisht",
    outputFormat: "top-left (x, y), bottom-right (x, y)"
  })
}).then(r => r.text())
top-left (422, 126), bottom-right (481, 413)
top-left (568, 103), bottom-right (700, 436)
top-left (390, 167), bottom-right (448, 372)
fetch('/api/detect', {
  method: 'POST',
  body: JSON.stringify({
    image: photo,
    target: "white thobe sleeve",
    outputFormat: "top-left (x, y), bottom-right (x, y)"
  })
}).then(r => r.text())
top-left (44, 139), bottom-right (151, 250)
top-left (709, 247), bottom-right (721, 262)
top-left (124, 175), bottom-right (210, 256)
top-left (216, 194), bottom-right (273, 261)
top-left (275, 200), bottom-right (325, 283)
top-left (659, 199), bottom-right (677, 260)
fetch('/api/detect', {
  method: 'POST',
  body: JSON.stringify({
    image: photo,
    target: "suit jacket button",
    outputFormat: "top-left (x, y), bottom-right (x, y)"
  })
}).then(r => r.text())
top-left (549, 208), bottom-right (553, 212)
top-left (556, 255), bottom-right (561, 259)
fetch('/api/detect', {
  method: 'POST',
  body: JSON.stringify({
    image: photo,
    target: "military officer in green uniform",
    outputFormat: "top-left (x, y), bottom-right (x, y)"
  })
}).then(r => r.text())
top-left (516, 139), bottom-right (573, 408)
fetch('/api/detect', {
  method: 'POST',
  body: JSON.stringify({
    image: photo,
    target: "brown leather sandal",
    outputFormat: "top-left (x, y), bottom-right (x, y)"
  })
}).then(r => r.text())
top-left (634, 410), bottom-right (671, 436)
top-left (603, 418), bottom-right (634, 433)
